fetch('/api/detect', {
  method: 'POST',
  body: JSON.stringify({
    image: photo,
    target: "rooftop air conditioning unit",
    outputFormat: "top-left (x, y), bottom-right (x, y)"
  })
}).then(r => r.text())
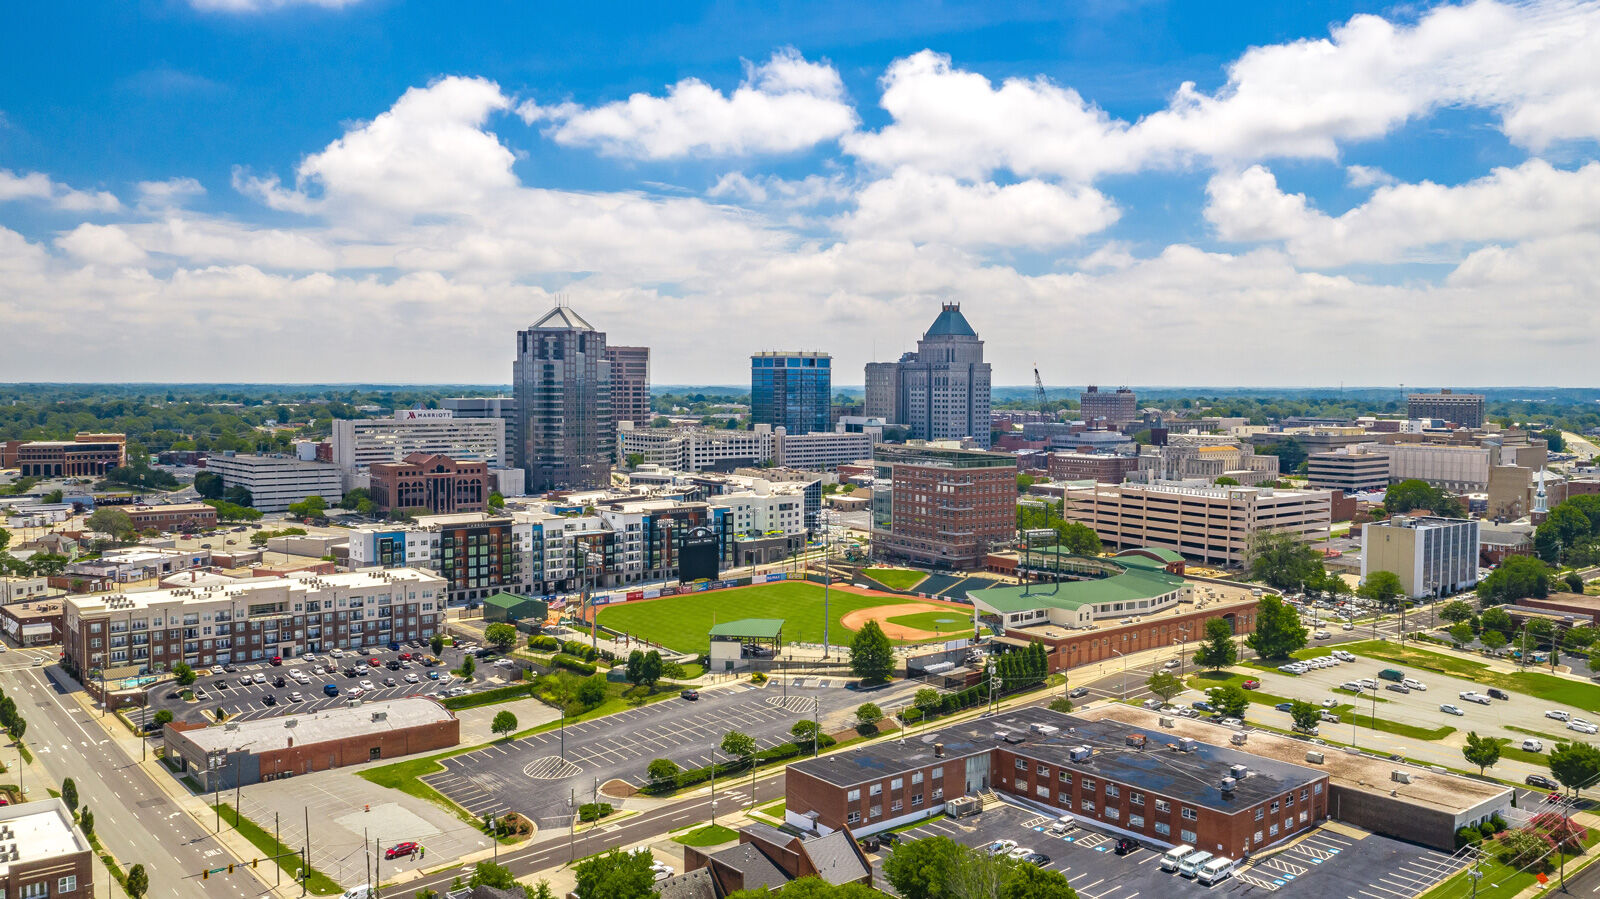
top-left (1068, 745), bottom-right (1092, 762)
top-left (1177, 737), bottom-right (1197, 753)
top-left (1220, 777), bottom-right (1237, 794)
top-left (1391, 770), bottom-right (1413, 784)
top-left (1230, 764), bottom-right (1248, 778)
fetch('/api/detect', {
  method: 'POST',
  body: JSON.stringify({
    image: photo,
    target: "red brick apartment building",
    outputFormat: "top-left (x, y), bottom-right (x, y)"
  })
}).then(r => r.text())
top-left (2, 433), bottom-right (126, 478)
top-left (369, 452), bottom-right (491, 515)
top-left (870, 444), bottom-right (1017, 570)
top-left (785, 707), bottom-right (1328, 861)
top-left (0, 799), bottom-right (94, 898)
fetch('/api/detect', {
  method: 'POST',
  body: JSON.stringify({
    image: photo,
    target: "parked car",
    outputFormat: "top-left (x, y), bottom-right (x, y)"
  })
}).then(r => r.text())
top-left (1068, 687), bottom-right (1089, 699)
top-left (360, 680), bottom-right (376, 691)
top-left (1568, 720), bottom-right (1599, 735)
top-left (324, 684), bottom-right (340, 697)
top-left (1378, 668), bottom-right (1406, 682)
top-left (1114, 838), bottom-right (1138, 856)
top-left (262, 694), bottom-right (277, 706)
top-left (1526, 774), bottom-right (1560, 790)
top-left (1440, 704), bottom-right (1465, 716)
top-left (1523, 739), bottom-right (1545, 752)
top-left (383, 677), bottom-right (397, 687)
top-left (1385, 684), bottom-right (1411, 694)
top-left (984, 840), bottom-right (1017, 856)
top-left (1241, 679), bottom-right (1261, 690)
top-left (1192, 701), bottom-right (1214, 712)
top-left (1458, 691), bottom-right (1492, 705)
top-left (1402, 678), bottom-right (1427, 691)
top-left (1021, 852), bottom-right (1050, 867)
top-left (384, 842), bottom-right (418, 860)
top-left (1546, 710), bottom-right (1572, 722)
top-left (1275, 702), bottom-right (1294, 712)
top-left (404, 673), bottom-right (420, 684)
top-left (427, 670), bottom-right (441, 681)
top-left (680, 689), bottom-right (699, 700)
top-left (1487, 688), bottom-right (1511, 700)
top-left (289, 691), bottom-right (304, 702)
top-left (1314, 630), bottom-right (1331, 640)
top-left (1163, 659), bottom-right (1181, 669)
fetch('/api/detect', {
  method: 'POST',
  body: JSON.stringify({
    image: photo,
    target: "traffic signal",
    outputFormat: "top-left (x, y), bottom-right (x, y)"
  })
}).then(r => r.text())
top-left (227, 864), bottom-right (235, 874)
top-left (251, 858), bottom-right (259, 869)
top-left (202, 870), bottom-right (209, 880)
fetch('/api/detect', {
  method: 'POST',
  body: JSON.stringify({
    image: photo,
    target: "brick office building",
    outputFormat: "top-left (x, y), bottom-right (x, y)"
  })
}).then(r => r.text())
top-left (1048, 452), bottom-right (1137, 484)
top-left (2, 433), bottom-right (125, 478)
top-left (604, 345), bottom-right (653, 427)
top-left (123, 502), bottom-right (219, 532)
top-left (0, 799), bottom-right (94, 898)
top-left (369, 452), bottom-right (492, 515)
top-left (164, 697), bottom-right (459, 789)
top-left (785, 707), bottom-right (1329, 860)
top-left (870, 444), bottom-right (1017, 570)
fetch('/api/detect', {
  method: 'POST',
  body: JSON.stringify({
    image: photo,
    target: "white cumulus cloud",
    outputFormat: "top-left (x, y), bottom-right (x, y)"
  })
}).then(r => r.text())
top-left (0, 169), bottom-right (122, 213)
top-left (839, 168), bottom-right (1119, 249)
top-left (525, 49), bottom-right (857, 158)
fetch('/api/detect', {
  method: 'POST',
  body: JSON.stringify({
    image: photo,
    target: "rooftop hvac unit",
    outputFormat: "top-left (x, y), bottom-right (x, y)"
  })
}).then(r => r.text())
top-left (1306, 751), bottom-right (1325, 764)
top-left (224, 722), bottom-right (238, 731)
top-left (1177, 737), bottom-right (1197, 753)
top-left (1230, 764), bottom-right (1248, 778)
top-left (1158, 716), bottom-right (1175, 727)
top-left (372, 711), bottom-right (388, 722)
top-left (1230, 732), bottom-right (1248, 746)
top-left (1068, 745), bottom-right (1092, 762)
top-left (284, 718), bottom-right (297, 728)
top-left (1220, 777), bottom-right (1237, 794)
top-left (1030, 723), bottom-right (1059, 736)
top-left (1125, 733), bottom-right (1148, 749)
top-left (934, 743), bottom-right (945, 758)
top-left (1391, 770), bottom-right (1413, 784)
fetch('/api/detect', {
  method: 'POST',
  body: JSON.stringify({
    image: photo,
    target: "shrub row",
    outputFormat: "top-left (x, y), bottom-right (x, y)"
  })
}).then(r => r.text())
top-left (578, 802), bottom-right (614, 822)
top-left (551, 654), bottom-right (597, 676)
top-left (642, 735), bottom-right (837, 795)
top-left (561, 640), bottom-right (599, 662)
top-left (441, 683), bottom-right (530, 711)
top-left (1454, 814), bottom-right (1510, 848)
top-left (528, 635), bottom-right (560, 651)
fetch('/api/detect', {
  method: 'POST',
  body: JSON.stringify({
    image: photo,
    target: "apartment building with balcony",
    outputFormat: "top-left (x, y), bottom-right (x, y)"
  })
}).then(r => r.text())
top-left (63, 568), bottom-right (445, 676)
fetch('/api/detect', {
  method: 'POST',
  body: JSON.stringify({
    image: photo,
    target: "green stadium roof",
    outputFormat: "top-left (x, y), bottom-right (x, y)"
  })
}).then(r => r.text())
top-left (971, 558), bottom-right (1187, 614)
top-left (707, 618), bottom-right (785, 639)
top-left (484, 592), bottom-right (536, 610)
top-left (1117, 547), bottom-right (1186, 563)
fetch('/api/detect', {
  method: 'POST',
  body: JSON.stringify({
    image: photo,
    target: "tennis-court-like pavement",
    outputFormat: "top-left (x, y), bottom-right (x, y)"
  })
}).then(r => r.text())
top-left (423, 675), bottom-right (925, 826)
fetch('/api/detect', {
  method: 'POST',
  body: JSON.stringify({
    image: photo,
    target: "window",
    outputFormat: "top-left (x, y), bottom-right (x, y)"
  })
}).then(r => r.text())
top-left (1105, 806), bottom-right (1119, 820)
top-left (1082, 778), bottom-right (1096, 791)
top-left (1058, 792), bottom-right (1071, 804)
top-left (1255, 808), bottom-right (1265, 821)
top-left (932, 788), bottom-right (943, 800)
top-left (912, 793), bottom-right (923, 807)
top-left (1300, 810), bottom-right (1309, 823)
top-left (1181, 807), bottom-right (1198, 821)
top-left (59, 875), bottom-right (78, 892)
top-left (1015, 759), bottom-right (1028, 771)
top-left (1314, 783), bottom-right (1323, 795)
top-left (891, 800), bottom-right (902, 812)
top-left (1129, 814), bottom-right (1144, 828)
top-left (847, 789), bottom-right (860, 802)
top-left (1155, 822), bottom-right (1171, 836)
top-left (1155, 799), bottom-right (1170, 813)
top-left (1269, 823), bottom-right (1280, 836)
top-left (1105, 784), bottom-right (1120, 798)
top-left (1130, 791), bottom-right (1144, 805)
top-left (1181, 829), bottom-right (1197, 844)
top-left (1037, 764), bottom-right (1049, 775)
top-left (870, 805), bottom-right (881, 818)
top-left (912, 772), bottom-right (924, 785)
top-left (1301, 789), bottom-right (1309, 802)
top-left (869, 784), bottom-right (882, 796)
top-left (1036, 785), bottom-right (1049, 798)
top-left (1270, 801), bottom-right (1280, 813)
top-left (1254, 830), bottom-right (1264, 844)
top-left (21, 883), bottom-right (48, 899)
top-left (891, 778), bottom-right (903, 790)
top-left (1081, 799), bottom-right (1095, 812)
top-left (847, 811), bottom-right (861, 824)
top-left (1058, 771), bottom-right (1072, 784)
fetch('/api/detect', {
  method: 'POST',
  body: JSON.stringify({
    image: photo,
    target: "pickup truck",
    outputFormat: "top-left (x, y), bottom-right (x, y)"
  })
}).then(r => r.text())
top-left (1458, 690), bottom-right (1493, 705)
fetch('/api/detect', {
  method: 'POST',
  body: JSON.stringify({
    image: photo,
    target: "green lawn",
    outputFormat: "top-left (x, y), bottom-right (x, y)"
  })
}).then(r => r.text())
top-left (861, 568), bottom-right (928, 591)
top-left (214, 804), bottom-right (342, 894)
top-left (594, 581), bottom-right (933, 653)
top-left (1506, 724), bottom-right (1572, 743)
top-left (1491, 738), bottom-right (1549, 766)
top-left (1347, 713), bottom-right (1455, 741)
top-left (888, 610), bottom-right (976, 636)
top-left (1343, 640), bottom-right (1600, 707)
top-left (1419, 830), bottom-right (1600, 899)
top-left (673, 824), bottom-right (740, 847)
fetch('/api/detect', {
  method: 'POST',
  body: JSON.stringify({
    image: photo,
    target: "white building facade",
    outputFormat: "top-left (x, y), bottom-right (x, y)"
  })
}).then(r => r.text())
top-left (331, 412), bottom-right (507, 480)
top-left (204, 454), bottom-right (343, 513)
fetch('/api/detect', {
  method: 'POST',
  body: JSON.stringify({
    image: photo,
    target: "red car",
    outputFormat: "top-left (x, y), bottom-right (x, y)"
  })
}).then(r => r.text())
top-left (384, 842), bottom-right (417, 860)
top-left (270, 656), bottom-right (282, 666)
top-left (369, 658), bottom-right (382, 667)
top-left (398, 652), bottom-right (411, 661)
top-left (1241, 679), bottom-right (1261, 690)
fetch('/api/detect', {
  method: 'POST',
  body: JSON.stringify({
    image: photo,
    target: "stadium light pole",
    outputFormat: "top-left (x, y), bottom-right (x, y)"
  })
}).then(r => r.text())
top-left (822, 509), bottom-right (831, 660)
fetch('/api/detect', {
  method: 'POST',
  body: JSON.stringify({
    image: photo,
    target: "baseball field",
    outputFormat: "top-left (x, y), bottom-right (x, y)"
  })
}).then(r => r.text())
top-left (590, 581), bottom-right (974, 654)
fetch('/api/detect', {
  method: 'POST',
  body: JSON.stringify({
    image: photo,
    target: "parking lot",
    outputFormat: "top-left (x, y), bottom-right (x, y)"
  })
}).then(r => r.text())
top-left (424, 675), bottom-right (920, 827)
top-left (144, 642), bottom-right (491, 726)
top-left (874, 802), bottom-right (1468, 899)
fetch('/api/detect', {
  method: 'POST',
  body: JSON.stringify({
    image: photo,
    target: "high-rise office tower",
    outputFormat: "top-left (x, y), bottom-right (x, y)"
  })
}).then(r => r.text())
top-left (604, 345), bottom-right (652, 426)
top-left (514, 305), bottom-right (614, 493)
top-left (863, 303), bottom-right (991, 447)
top-left (751, 352), bottom-right (831, 434)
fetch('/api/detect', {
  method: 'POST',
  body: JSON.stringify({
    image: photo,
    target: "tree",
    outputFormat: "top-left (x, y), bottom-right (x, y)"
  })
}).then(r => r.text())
top-left (1257, 438), bottom-right (1307, 472)
top-left (491, 711), bottom-right (518, 738)
top-left (647, 758), bottom-right (680, 784)
top-left (172, 661), bottom-right (196, 687)
top-left (1548, 741), bottom-right (1600, 795)
top-left (1247, 529), bottom-right (1324, 591)
top-left (883, 836), bottom-right (963, 899)
top-left (484, 623), bottom-right (518, 653)
top-left (1358, 571), bottom-right (1405, 609)
top-left (913, 688), bottom-right (942, 716)
top-left (575, 674), bottom-right (605, 707)
top-left (1207, 684), bottom-right (1250, 720)
top-left (720, 730), bottom-right (757, 763)
top-left (1289, 701), bottom-right (1322, 733)
top-left (459, 654), bottom-right (476, 680)
top-left (61, 778), bottom-right (77, 815)
top-left (1214, 476), bottom-right (1240, 486)
top-left (470, 860), bottom-right (522, 890)
top-left (1192, 617), bottom-right (1238, 670)
top-left (1477, 556), bottom-right (1551, 605)
top-left (625, 453), bottom-right (645, 469)
top-left (855, 703), bottom-right (884, 730)
top-left (286, 495), bottom-right (327, 520)
top-left (1439, 600), bottom-right (1475, 624)
top-left (790, 719), bottom-right (820, 745)
top-left (1481, 607), bottom-right (1515, 636)
top-left (1542, 430), bottom-right (1567, 453)
top-left (86, 508), bottom-right (136, 542)
top-left (223, 485), bottom-right (254, 507)
top-left (126, 864), bottom-right (149, 899)
top-left (193, 470), bottom-right (224, 499)
top-left (79, 806), bottom-right (93, 838)
top-left (488, 491), bottom-right (506, 510)
top-left (576, 844), bottom-right (656, 895)
top-left (1145, 670), bottom-right (1183, 702)
top-left (849, 620), bottom-right (895, 685)
top-left (1497, 827), bottom-right (1555, 871)
top-left (1246, 595), bottom-right (1308, 660)
top-left (1463, 731), bottom-right (1502, 775)
top-left (1447, 622), bottom-right (1476, 648)
top-left (1385, 479), bottom-right (1466, 518)
top-left (1566, 572), bottom-right (1586, 594)
top-left (999, 862), bottom-right (1080, 899)
top-left (1481, 630), bottom-right (1508, 652)
top-left (153, 709), bottom-right (174, 728)
top-left (430, 633), bottom-right (446, 656)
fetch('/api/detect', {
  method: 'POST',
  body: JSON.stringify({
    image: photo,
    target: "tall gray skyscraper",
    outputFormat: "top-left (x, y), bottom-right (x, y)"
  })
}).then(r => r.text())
top-left (864, 303), bottom-right (992, 448)
top-left (514, 305), bottom-right (614, 493)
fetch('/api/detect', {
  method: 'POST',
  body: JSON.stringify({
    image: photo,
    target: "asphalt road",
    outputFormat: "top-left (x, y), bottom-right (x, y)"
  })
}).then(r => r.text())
top-left (0, 652), bottom-right (274, 899)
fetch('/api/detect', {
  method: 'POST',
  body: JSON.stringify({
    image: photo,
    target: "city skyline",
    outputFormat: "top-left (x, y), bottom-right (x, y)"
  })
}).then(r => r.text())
top-left (3, 1), bottom-right (1599, 387)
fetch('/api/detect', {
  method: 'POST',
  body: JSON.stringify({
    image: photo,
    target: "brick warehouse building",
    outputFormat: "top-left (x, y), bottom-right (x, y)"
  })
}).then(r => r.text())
top-left (165, 697), bottom-right (459, 789)
top-left (785, 707), bottom-right (1328, 860)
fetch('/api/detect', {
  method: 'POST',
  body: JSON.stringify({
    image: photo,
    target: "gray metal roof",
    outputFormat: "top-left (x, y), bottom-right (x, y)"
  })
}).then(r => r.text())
top-left (805, 830), bottom-right (869, 885)
top-left (923, 303), bottom-right (977, 338)
top-left (531, 305), bottom-right (597, 331)
top-left (654, 868), bottom-right (718, 899)
top-left (709, 842), bottom-right (789, 891)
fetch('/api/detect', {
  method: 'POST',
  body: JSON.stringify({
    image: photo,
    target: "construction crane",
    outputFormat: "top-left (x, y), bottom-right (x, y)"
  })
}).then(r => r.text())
top-left (1033, 363), bottom-right (1049, 415)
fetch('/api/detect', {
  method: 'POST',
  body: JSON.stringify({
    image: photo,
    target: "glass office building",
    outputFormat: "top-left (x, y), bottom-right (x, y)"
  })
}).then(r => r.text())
top-left (751, 352), bottom-right (831, 435)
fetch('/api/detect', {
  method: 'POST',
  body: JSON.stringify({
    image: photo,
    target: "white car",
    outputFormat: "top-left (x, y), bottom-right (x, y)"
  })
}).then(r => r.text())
top-left (1440, 704), bottom-right (1465, 716)
top-left (1359, 678), bottom-right (1379, 689)
top-left (289, 691), bottom-right (303, 702)
top-left (1458, 691), bottom-right (1492, 705)
top-left (1546, 710), bottom-right (1572, 722)
top-left (1524, 739), bottom-right (1545, 752)
top-left (1402, 679), bottom-right (1427, 691)
top-left (360, 680), bottom-right (376, 691)
top-left (252, 672), bottom-right (266, 684)
top-left (404, 673), bottom-right (420, 684)
top-left (1314, 631), bottom-right (1331, 640)
top-left (1321, 698), bottom-right (1338, 708)
top-left (1342, 623), bottom-right (1354, 631)
top-left (1008, 847), bottom-right (1034, 860)
top-left (346, 687), bottom-right (363, 697)
top-left (288, 669), bottom-right (303, 679)
top-left (313, 666), bottom-right (327, 676)
top-left (985, 840), bottom-right (1018, 856)
top-left (330, 649), bottom-right (345, 658)
top-left (1569, 720), bottom-right (1599, 735)
top-left (1163, 659), bottom-right (1181, 669)
top-left (1333, 650), bottom-right (1356, 662)
top-left (1339, 681), bottom-right (1365, 692)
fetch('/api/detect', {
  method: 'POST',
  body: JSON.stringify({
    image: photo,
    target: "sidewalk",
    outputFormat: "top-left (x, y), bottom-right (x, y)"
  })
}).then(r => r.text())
top-left (65, 690), bottom-right (290, 898)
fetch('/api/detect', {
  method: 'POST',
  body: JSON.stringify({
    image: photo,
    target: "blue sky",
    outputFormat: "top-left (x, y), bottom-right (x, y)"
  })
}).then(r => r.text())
top-left (2, 0), bottom-right (1597, 385)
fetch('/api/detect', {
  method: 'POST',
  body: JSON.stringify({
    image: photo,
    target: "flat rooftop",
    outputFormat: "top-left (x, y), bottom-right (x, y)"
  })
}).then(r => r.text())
top-left (790, 707), bottom-right (1323, 813)
top-left (70, 566), bottom-right (442, 613)
top-left (180, 697), bottom-right (454, 754)
top-left (0, 798), bottom-right (88, 875)
top-left (1078, 705), bottom-right (1509, 814)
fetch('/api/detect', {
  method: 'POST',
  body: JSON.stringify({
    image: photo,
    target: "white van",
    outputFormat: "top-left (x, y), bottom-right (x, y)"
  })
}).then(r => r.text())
top-left (1046, 814), bottom-right (1075, 835)
top-left (1179, 850), bottom-right (1215, 877)
top-left (340, 888), bottom-right (375, 899)
top-left (1197, 856), bottom-right (1237, 885)
top-left (1160, 844), bottom-right (1197, 872)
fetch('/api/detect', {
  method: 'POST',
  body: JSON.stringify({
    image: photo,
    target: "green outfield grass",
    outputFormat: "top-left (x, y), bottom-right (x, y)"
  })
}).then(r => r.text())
top-left (887, 610), bottom-right (975, 635)
top-left (861, 567), bottom-right (928, 591)
top-left (594, 581), bottom-right (928, 654)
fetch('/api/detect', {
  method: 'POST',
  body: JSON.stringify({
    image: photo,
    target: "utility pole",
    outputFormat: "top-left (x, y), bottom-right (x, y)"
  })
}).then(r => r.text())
top-left (363, 828), bottom-right (370, 893)
top-left (302, 806), bottom-right (310, 898)
top-left (822, 510), bottom-right (831, 659)
top-left (813, 696), bottom-right (821, 757)
top-left (373, 834), bottom-right (381, 899)
top-left (568, 790), bottom-right (575, 863)
top-left (275, 812), bottom-right (282, 887)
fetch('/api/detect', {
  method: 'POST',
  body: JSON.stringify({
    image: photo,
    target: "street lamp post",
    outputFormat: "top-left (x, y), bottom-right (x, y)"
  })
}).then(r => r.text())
top-left (1111, 649), bottom-right (1127, 702)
